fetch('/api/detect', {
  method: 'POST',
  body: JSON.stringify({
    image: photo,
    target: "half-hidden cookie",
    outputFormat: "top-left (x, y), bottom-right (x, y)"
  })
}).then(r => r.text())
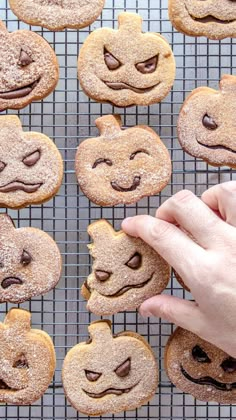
top-left (169, 0), bottom-right (236, 40)
top-left (75, 115), bottom-right (172, 206)
top-left (0, 214), bottom-right (62, 303)
top-left (62, 320), bottom-right (158, 416)
top-left (0, 308), bottom-right (56, 405)
top-left (165, 327), bottom-right (236, 404)
top-left (0, 116), bottom-right (63, 209)
top-left (0, 19), bottom-right (59, 111)
top-left (78, 12), bottom-right (176, 107)
top-left (178, 75), bottom-right (236, 168)
top-left (9, 0), bottom-right (105, 31)
top-left (81, 219), bottom-right (170, 315)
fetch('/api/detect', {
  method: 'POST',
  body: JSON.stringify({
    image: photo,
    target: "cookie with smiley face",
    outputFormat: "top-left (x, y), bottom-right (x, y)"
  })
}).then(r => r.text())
top-left (75, 115), bottom-right (171, 206)
top-left (165, 327), bottom-right (236, 404)
top-left (178, 75), bottom-right (236, 168)
top-left (0, 214), bottom-right (62, 303)
top-left (9, 0), bottom-right (105, 31)
top-left (78, 13), bottom-right (176, 107)
top-left (0, 116), bottom-right (63, 209)
top-left (62, 320), bottom-right (158, 415)
top-left (0, 308), bottom-right (55, 405)
top-left (169, 0), bottom-right (236, 40)
top-left (81, 219), bottom-right (170, 316)
top-left (0, 19), bottom-right (59, 111)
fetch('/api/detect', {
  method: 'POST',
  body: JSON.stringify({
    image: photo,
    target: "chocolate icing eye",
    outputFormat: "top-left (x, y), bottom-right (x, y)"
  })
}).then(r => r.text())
top-left (0, 161), bottom-right (6, 172)
top-left (104, 49), bottom-right (121, 71)
top-left (136, 56), bottom-right (158, 74)
top-left (95, 270), bottom-right (111, 282)
top-left (18, 49), bottom-right (33, 67)
top-left (202, 114), bottom-right (218, 130)
top-left (221, 357), bottom-right (236, 373)
top-left (126, 252), bottom-right (142, 270)
top-left (192, 345), bottom-right (211, 363)
top-left (92, 158), bottom-right (112, 169)
top-left (21, 250), bottom-right (32, 266)
top-left (115, 358), bottom-right (131, 377)
top-left (13, 354), bottom-right (29, 369)
top-left (85, 370), bottom-right (102, 382)
top-left (130, 149), bottom-right (149, 160)
top-left (23, 150), bottom-right (40, 167)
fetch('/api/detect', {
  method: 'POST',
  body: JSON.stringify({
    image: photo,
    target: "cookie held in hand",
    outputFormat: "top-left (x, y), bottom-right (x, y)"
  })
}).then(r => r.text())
top-left (0, 308), bottom-right (55, 405)
top-left (81, 219), bottom-right (170, 315)
top-left (62, 320), bottom-right (158, 416)
top-left (0, 214), bottom-right (62, 303)
top-left (178, 75), bottom-right (236, 168)
top-left (78, 12), bottom-right (176, 107)
top-left (9, 0), bottom-right (105, 31)
top-left (75, 115), bottom-right (171, 206)
top-left (165, 327), bottom-right (236, 404)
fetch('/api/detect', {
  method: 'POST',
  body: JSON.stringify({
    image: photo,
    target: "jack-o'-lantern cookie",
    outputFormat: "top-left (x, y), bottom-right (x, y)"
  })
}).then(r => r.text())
top-left (0, 308), bottom-right (55, 405)
top-left (78, 13), bottom-right (176, 107)
top-left (169, 0), bottom-right (236, 40)
top-left (75, 115), bottom-right (171, 206)
top-left (62, 320), bottom-right (158, 415)
top-left (0, 116), bottom-right (63, 209)
top-left (0, 19), bottom-right (59, 111)
top-left (81, 219), bottom-right (170, 315)
top-left (9, 0), bottom-right (105, 31)
top-left (165, 327), bottom-right (236, 404)
top-left (0, 214), bottom-right (62, 303)
top-left (178, 75), bottom-right (236, 168)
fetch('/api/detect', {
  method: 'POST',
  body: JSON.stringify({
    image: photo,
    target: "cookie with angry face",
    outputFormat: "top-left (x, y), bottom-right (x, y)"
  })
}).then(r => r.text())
top-left (178, 75), bottom-right (236, 168)
top-left (0, 308), bottom-right (55, 405)
top-left (81, 220), bottom-right (170, 315)
top-left (62, 320), bottom-right (158, 415)
top-left (0, 116), bottom-right (63, 209)
top-left (78, 13), bottom-right (176, 107)
top-left (9, 0), bottom-right (105, 31)
top-left (0, 214), bottom-right (62, 303)
top-left (75, 115), bottom-right (171, 206)
top-left (0, 19), bottom-right (59, 111)
top-left (169, 0), bottom-right (236, 40)
top-left (165, 327), bottom-right (236, 404)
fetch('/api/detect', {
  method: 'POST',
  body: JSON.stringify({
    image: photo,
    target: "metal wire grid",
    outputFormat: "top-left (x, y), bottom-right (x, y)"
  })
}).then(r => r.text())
top-left (0, 0), bottom-right (236, 419)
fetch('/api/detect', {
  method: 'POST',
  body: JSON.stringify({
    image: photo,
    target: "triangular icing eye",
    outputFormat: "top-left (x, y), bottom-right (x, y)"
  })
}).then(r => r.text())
top-left (23, 150), bottom-right (41, 167)
top-left (18, 49), bottom-right (33, 67)
top-left (115, 358), bottom-right (131, 377)
top-left (192, 345), bottom-right (211, 363)
top-left (85, 370), bottom-right (102, 382)
top-left (13, 354), bottom-right (29, 369)
top-left (21, 250), bottom-right (32, 266)
top-left (104, 48), bottom-right (121, 71)
top-left (126, 252), bottom-right (142, 270)
top-left (136, 55), bottom-right (158, 74)
top-left (0, 161), bottom-right (6, 173)
top-left (95, 270), bottom-right (111, 282)
top-left (202, 114), bottom-right (218, 130)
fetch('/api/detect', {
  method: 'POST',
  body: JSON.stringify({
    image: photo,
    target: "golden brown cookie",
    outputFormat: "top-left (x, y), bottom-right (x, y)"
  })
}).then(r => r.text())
top-left (169, 0), bottom-right (236, 40)
top-left (0, 308), bottom-right (56, 405)
top-left (165, 327), bottom-right (236, 404)
top-left (178, 75), bottom-right (236, 168)
top-left (0, 19), bottom-right (59, 111)
top-left (0, 115), bottom-right (63, 209)
top-left (0, 214), bottom-right (62, 303)
top-left (62, 320), bottom-right (158, 416)
top-left (78, 12), bottom-right (176, 107)
top-left (75, 115), bottom-right (171, 206)
top-left (9, 0), bottom-right (105, 31)
top-left (81, 219), bottom-right (170, 315)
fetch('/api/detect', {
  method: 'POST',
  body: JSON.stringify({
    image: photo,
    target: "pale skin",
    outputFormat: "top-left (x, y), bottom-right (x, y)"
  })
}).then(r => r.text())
top-left (122, 181), bottom-right (236, 357)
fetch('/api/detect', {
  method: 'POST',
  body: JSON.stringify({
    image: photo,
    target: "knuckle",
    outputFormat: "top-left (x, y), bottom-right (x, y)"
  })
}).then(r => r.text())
top-left (171, 189), bottom-right (195, 207)
top-left (148, 220), bottom-right (173, 244)
top-left (221, 181), bottom-right (236, 195)
top-left (158, 302), bottom-right (175, 322)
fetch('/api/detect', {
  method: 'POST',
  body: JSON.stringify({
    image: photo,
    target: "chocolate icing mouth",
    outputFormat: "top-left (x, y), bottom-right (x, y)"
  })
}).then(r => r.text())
top-left (0, 181), bottom-right (42, 193)
top-left (181, 365), bottom-right (236, 391)
top-left (1, 277), bottom-right (23, 289)
top-left (0, 379), bottom-right (18, 391)
top-left (197, 139), bottom-right (236, 154)
top-left (83, 382), bottom-right (139, 398)
top-left (190, 14), bottom-right (236, 24)
top-left (104, 81), bottom-right (159, 94)
top-left (99, 273), bottom-right (154, 298)
top-left (111, 176), bottom-right (141, 192)
top-left (0, 79), bottom-right (40, 100)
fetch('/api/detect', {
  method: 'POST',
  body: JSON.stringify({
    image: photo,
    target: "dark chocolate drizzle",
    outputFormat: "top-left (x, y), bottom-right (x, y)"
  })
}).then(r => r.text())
top-left (0, 181), bottom-right (42, 193)
top-left (0, 79), bottom-right (40, 100)
top-left (99, 273), bottom-right (154, 298)
top-left (181, 365), bottom-right (236, 391)
top-left (197, 140), bottom-right (236, 154)
top-left (104, 81), bottom-right (159, 94)
top-left (111, 176), bottom-right (141, 192)
top-left (1, 277), bottom-right (23, 289)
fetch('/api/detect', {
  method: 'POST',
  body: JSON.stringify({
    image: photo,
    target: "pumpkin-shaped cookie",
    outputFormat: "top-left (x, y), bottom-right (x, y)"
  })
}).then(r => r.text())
top-left (0, 308), bottom-right (55, 405)
top-left (62, 320), bottom-right (158, 415)
top-left (81, 219), bottom-right (170, 315)
top-left (178, 75), bottom-right (236, 168)
top-left (9, 0), bottom-right (105, 31)
top-left (0, 214), bottom-right (62, 303)
top-left (75, 115), bottom-right (171, 206)
top-left (0, 19), bottom-right (59, 111)
top-left (78, 13), bottom-right (176, 107)
top-left (0, 116), bottom-right (63, 209)
top-left (169, 0), bottom-right (236, 40)
top-left (165, 327), bottom-right (236, 404)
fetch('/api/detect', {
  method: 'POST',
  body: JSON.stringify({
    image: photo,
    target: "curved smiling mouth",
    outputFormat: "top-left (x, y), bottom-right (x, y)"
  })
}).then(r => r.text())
top-left (111, 176), bottom-right (141, 193)
top-left (83, 382), bottom-right (139, 398)
top-left (190, 14), bottom-right (236, 24)
top-left (197, 140), bottom-right (236, 154)
top-left (104, 81), bottom-right (159, 94)
top-left (1, 277), bottom-right (23, 289)
top-left (100, 273), bottom-right (154, 298)
top-left (0, 181), bottom-right (42, 193)
top-left (181, 365), bottom-right (236, 391)
top-left (0, 79), bottom-right (40, 100)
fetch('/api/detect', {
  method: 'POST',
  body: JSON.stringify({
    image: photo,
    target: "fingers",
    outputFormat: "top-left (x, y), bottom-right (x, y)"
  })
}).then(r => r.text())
top-left (202, 182), bottom-right (236, 228)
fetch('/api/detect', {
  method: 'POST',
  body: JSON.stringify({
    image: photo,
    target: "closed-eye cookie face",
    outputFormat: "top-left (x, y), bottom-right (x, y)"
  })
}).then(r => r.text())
top-left (62, 321), bottom-right (158, 416)
top-left (0, 116), bottom-right (63, 209)
top-left (169, 0), bottom-right (236, 40)
top-left (165, 328), bottom-right (236, 404)
top-left (9, 0), bottom-right (105, 31)
top-left (0, 20), bottom-right (59, 111)
top-left (78, 12), bottom-right (176, 107)
top-left (0, 308), bottom-right (55, 405)
top-left (81, 220), bottom-right (170, 316)
top-left (178, 75), bottom-right (236, 168)
top-left (0, 214), bottom-right (62, 303)
top-left (75, 115), bottom-right (171, 206)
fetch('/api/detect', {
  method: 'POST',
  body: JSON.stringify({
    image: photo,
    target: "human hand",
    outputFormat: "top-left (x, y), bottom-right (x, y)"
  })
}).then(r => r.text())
top-left (122, 182), bottom-right (236, 357)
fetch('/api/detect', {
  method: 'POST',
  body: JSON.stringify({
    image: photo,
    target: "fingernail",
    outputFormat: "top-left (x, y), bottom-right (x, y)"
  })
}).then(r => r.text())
top-left (122, 217), bottom-right (132, 226)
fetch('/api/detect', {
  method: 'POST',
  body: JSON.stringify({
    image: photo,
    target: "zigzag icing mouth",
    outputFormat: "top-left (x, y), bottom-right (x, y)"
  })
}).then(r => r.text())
top-left (104, 81), bottom-right (160, 94)
top-left (0, 181), bottom-right (42, 193)
top-left (181, 365), bottom-right (236, 391)
top-left (99, 273), bottom-right (154, 298)
top-left (197, 139), bottom-right (236, 154)
top-left (83, 382), bottom-right (139, 398)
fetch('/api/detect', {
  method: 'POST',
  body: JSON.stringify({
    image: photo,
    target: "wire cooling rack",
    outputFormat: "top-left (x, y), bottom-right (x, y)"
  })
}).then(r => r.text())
top-left (1, 0), bottom-right (236, 419)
